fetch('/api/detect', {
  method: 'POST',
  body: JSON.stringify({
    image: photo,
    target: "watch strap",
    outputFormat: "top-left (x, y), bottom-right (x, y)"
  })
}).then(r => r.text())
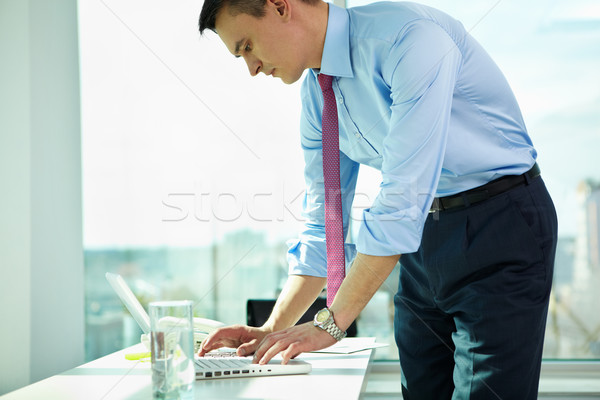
top-left (324, 320), bottom-right (347, 341)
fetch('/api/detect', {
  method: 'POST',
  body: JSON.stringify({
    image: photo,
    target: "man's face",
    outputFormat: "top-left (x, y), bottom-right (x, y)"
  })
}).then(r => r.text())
top-left (215, 3), bottom-right (307, 84)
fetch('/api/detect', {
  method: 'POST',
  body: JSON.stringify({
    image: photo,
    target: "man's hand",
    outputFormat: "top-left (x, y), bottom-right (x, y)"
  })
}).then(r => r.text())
top-left (198, 324), bottom-right (271, 357)
top-left (252, 321), bottom-right (337, 365)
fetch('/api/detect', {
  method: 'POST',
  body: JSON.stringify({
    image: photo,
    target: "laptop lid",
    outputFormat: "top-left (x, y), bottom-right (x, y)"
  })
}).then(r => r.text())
top-left (106, 272), bottom-right (151, 334)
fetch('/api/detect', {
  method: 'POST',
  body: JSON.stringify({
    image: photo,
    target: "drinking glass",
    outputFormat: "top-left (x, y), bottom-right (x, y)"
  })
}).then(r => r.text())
top-left (149, 300), bottom-right (195, 400)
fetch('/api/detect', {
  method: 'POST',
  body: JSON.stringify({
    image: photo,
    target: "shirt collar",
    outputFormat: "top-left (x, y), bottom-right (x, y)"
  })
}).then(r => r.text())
top-left (318, 3), bottom-right (353, 78)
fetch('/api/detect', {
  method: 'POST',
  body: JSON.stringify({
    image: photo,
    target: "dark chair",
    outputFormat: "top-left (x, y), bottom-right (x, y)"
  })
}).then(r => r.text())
top-left (246, 297), bottom-right (358, 337)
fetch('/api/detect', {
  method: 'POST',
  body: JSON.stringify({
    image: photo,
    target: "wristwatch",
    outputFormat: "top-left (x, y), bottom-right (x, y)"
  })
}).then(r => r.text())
top-left (313, 307), bottom-right (347, 341)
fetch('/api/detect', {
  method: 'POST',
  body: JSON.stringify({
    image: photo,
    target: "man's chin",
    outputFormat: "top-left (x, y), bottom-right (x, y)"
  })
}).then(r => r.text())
top-left (278, 70), bottom-right (304, 85)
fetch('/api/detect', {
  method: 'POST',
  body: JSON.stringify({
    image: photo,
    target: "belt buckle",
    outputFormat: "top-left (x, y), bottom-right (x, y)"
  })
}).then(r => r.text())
top-left (429, 198), bottom-right (441, 213)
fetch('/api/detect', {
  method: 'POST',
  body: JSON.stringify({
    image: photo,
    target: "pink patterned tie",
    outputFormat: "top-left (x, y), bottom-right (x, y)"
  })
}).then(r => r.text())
top-left (318, 73), bottom-right (346, 307)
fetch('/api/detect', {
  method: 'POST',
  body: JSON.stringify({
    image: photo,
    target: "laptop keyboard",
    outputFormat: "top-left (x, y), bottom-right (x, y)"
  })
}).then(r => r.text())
top-left (195, 357), bottom-right (250, 370)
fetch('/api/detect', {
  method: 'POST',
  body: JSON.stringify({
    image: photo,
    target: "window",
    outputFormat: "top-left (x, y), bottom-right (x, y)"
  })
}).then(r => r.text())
top-left (80, 0), bottom-right (600, 362)
top-left (79, 0), bottom-right (306, 360)
top-left (348, 0), bottom-right (600, 359)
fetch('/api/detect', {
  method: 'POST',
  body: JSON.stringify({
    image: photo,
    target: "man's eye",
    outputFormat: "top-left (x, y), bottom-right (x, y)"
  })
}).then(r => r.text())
top-left (245, 44), bottom-right (251, 52)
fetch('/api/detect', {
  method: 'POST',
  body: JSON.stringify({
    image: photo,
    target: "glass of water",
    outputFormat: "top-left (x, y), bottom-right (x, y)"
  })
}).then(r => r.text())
top-left (149, 300), bottom-right (195, 400)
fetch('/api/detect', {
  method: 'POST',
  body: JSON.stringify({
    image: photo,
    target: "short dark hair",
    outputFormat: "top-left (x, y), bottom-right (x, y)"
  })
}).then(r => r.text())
top-left (199, 0), bottom-right (267, 35)
top-left (199, 0), bottom-right (321, 35)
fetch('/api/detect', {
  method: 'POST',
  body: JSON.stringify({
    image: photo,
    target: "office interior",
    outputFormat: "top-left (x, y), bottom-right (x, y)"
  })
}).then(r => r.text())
top-left (1, 0), bottom-right (599, 398)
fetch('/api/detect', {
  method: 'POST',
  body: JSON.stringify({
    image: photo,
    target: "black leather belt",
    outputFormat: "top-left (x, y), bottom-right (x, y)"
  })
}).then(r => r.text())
top-left (430, 163), bottom-right (541, 213)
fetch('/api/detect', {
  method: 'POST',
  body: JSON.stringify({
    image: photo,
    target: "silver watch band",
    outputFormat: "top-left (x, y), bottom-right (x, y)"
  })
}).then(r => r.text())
top-left (325, 320), bottom-right (347, 341)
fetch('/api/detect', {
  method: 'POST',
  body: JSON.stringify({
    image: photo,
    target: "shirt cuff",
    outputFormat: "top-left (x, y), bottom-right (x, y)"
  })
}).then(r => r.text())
top-left (356, 206), bottom-right (425, 256)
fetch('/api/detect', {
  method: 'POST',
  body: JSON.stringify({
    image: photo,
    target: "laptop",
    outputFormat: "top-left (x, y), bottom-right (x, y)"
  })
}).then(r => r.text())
top-left (194, 351), bottom-right (311, 380)
top-left (105, 272), bottom-right (312, 380)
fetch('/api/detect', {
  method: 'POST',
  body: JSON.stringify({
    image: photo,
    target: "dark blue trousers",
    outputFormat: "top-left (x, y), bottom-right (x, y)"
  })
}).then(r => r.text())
top-left (394, 176), bottom-right (558, 400)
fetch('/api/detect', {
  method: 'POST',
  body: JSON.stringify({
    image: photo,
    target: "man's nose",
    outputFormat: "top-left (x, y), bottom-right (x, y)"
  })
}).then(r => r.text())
top-left (244, 55), bottom-right (262, 77)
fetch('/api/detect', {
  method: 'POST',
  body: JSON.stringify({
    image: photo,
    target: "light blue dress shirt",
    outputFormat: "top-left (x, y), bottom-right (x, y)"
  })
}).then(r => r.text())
top-left (287, 2), bottom-right (536, 277)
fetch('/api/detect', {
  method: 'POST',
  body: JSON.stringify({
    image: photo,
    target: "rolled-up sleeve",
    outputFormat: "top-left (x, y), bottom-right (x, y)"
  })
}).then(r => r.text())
top-left (356, 20), bottom-right (463, 256)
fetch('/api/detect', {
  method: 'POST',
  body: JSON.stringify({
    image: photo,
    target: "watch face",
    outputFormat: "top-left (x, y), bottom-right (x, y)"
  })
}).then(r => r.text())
top-left (315, 309), bottom-right (330, 324)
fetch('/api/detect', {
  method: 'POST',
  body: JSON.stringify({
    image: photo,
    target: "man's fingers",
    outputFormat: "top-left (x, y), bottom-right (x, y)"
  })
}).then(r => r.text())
top-left (198, 338), bottom-right (225, 356)
top-left (248, 323), bottom-right (336, 365)
top-left (199, 330), bottom-right (224, 354)
top-left (255, 332), bottom-right (292, 365)
top-left (236, 339), bottom-right (259, 356)
top-left (252, 331), bottom-right (282, 363)
top-left (280, 341), bottom-right (303, 365)
top-left (199, 325), bottom-right (268, 357)
top-left (257, 340), bottom-right (287, 365)
top-left (198, 326), bottom-right (241, 355)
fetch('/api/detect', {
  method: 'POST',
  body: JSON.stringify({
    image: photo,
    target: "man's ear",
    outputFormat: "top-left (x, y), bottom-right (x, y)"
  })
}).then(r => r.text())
top-left (268, 0), bottom-right (291, 20)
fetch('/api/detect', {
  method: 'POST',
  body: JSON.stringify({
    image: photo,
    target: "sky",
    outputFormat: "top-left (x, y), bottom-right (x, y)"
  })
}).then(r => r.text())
top-left (79, 0), bottom-right (600, 248)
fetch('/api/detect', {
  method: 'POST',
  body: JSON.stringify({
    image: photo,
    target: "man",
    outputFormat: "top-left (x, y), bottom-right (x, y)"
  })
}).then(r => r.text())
top-left (197, 0), bottom-right (558, 398)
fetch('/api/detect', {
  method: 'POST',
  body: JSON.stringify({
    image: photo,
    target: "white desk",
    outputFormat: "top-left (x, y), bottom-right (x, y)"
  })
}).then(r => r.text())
top-left (3, 340), bottom-right (375, 400)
